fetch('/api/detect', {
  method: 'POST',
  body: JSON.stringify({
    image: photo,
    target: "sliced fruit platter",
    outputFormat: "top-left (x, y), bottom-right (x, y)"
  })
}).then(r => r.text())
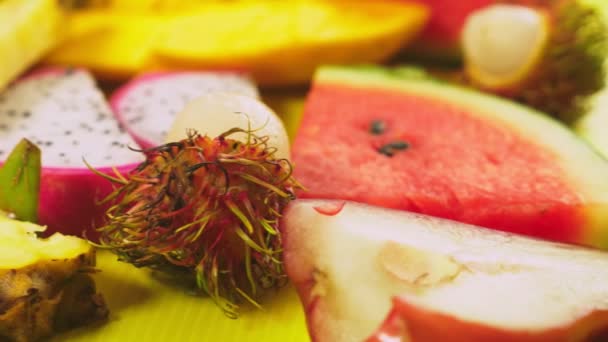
top-left (2, 0), bottom-right (608, 341)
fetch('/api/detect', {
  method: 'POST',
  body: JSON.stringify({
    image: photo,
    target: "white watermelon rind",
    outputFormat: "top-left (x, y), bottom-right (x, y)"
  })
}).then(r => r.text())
top-left (315, 65), bottom-right (608, 248)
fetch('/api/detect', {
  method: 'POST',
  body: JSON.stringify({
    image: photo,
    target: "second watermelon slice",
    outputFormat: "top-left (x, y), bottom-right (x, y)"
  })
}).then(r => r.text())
top-left (292, 66), bottom-right (608, 249)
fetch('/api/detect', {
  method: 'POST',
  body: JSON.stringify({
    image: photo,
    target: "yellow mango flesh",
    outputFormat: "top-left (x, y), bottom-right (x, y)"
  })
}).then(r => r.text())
top-left (79, 0), bottom-right (213, 11)
top-left (0, 0), bottom-right (64, 90)
top-left (45, 11), bottom-right (164, 79)
top-left (45, 1), bottom-right (429, 85)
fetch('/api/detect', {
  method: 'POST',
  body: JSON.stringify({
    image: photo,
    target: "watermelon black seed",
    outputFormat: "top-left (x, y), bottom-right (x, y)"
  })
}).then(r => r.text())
top-left (378, 145), bottom-right (395, 157)
top-left (369, 120), bottom-right (386, 135)
top-left (388, 140), bottom-right (409, 150)
top-left (377, 140), bottom-right (410, 157)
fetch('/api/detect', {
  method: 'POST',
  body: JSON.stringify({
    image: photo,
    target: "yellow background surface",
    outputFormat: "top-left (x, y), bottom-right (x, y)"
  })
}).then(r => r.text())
top-left (53, 250), bottom-right (309, 341)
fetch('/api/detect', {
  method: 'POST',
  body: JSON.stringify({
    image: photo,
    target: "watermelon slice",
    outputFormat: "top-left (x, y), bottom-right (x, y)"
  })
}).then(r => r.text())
top-left (292, 66), bottom-right (608, 249)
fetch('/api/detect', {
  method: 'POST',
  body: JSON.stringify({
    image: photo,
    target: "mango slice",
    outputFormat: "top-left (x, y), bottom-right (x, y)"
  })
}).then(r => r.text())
top-left (45, 11), bottom-right (164, 79)
top-left (71, 0), bottom-right (213, 12)
top-left (45, 1), bottom-right (429, 85)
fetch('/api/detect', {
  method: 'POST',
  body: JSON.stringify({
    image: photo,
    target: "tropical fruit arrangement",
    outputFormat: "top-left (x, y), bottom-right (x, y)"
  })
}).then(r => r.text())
top-left (2, 0), bottom-right (608, 341)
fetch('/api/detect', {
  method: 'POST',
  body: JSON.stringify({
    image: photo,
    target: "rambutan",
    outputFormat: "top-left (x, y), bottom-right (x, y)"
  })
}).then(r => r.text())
top-left (90, 128), bottom-right (303, 317)
top-left (462, 0), bottom-right (607, 122)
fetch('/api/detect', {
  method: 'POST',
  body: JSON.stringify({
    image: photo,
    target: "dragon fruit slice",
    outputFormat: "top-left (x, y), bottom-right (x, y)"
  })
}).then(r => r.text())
top-left (0, 67), bottom-right (142, 237)
top-left (110, 71), bottom-right (260, 149)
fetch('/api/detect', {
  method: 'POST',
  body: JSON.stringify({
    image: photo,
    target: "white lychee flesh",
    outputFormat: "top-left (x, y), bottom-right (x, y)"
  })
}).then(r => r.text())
top-left (165, 92), bottom-right (291, 159)
top-left (462, 4), bottom-right (549, 87)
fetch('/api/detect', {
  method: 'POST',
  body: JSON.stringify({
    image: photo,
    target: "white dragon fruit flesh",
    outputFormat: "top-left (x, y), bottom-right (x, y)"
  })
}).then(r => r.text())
top-left (0, 67), bottom-right (142, 237)
top-left (110, 71), bottom-right (259, 149)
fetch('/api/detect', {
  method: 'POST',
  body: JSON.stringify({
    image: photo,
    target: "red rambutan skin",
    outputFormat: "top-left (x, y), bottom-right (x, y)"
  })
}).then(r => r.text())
top-left (90, 129), bottom-right (303, 316)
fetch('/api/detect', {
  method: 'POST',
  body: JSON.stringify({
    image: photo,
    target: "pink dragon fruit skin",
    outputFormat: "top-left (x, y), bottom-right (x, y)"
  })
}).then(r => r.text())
top-left (110, 71), bottom-right (259, 149)
top-left (0, 67), bottom-right (142, 239)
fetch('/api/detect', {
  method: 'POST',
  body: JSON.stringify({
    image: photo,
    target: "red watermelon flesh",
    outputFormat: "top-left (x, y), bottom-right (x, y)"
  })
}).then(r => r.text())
top-left (292, 66), bottom-right (608, 248)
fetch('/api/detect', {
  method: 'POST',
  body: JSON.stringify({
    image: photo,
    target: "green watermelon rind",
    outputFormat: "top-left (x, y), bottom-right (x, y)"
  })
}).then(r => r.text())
top-left (314, 65), bottom-right (608, 247)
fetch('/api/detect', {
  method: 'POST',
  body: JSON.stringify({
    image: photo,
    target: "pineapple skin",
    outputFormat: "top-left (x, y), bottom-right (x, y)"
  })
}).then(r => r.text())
top-left (0, 231), bottom-right (108, 341)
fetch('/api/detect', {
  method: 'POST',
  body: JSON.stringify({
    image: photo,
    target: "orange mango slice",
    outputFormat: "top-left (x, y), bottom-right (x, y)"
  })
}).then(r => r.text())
top-left (45, 1), bottom-right (429, 85)
top-left (65, 0), bottom-right (225, 12)
top-left (45, 11), bottom-right (165, 79)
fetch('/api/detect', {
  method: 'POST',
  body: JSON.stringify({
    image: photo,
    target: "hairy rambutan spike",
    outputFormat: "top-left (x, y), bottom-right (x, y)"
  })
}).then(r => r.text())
top-left (519, 0), bottom-right (607, 122)
top-left (90, 128), bottom-right (303, 317)
top-left (463, 0), bottom-right (607, 123)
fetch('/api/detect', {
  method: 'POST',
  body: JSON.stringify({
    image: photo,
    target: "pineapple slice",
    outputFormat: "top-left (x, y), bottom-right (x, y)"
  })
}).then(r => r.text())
top-left (0, 0), bottom-right (65, 91)
top-left (0, 216), bottom-right (108, 342)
